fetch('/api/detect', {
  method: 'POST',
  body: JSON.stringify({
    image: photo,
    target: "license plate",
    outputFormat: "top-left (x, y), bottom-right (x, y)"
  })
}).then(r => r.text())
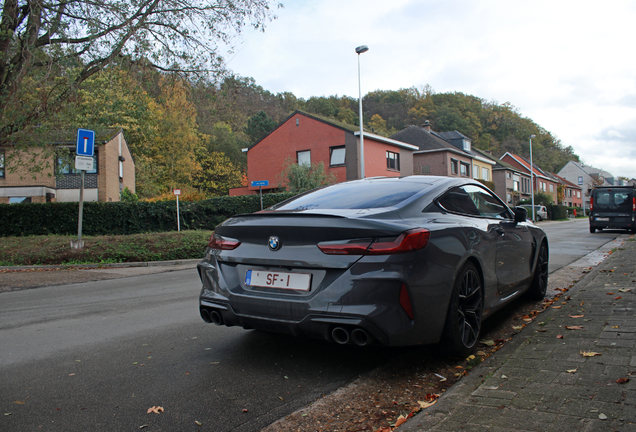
top-left (596, 217), bottom-right (609, 221)
top-left (245, 270), bottom-right (311, 291)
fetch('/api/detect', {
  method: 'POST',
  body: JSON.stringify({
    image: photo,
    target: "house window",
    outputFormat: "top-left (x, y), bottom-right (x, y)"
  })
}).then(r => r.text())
top-left (451, 159), bottom-right (458, 175)
top-left (460, 162), bottom-right (470, 177)
top-left (330, 146), bottom-right (346, 166)
top-left (9, 197), bottom-right (31, 204)
top-left (386, 151), bottom-right (400, 170)
top-left (577, 191), bottom-right (581, 198)
top-left (549, 184), bottom-right (554, 193)
top-left (297, 150), bottom-right (311, 166)
top-left (473, 164), bottom-right (480, 179)
top-left (58, 152), bottom-right (98, 174)
top-left (513, 180), bottom-right (519, 192)
top-left (0, 150), bottom-right (4, 178)
top-left (482, 167), bottom-right (489, 181)
top-left (507, 172), bottom-right (511, 179)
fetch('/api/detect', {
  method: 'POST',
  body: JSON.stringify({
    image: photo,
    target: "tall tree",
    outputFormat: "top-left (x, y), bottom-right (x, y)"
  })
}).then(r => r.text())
top-left (0, 0), bottom-right (278, 145)
top-left (244, 110), bottom-right (278, 144)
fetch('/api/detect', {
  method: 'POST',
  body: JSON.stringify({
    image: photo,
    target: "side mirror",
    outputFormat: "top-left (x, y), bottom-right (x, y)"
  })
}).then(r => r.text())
top-left (513, 206), bottom-right (528, 223)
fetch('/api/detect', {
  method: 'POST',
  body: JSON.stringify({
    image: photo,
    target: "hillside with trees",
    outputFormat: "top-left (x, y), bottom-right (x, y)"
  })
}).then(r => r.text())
top-left (0, 0), bottom-right (579, 199)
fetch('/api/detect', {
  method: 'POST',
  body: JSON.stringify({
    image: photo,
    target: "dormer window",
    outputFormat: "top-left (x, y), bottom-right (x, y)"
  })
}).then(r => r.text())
top-left (463, 140), bottom-right (471, 152)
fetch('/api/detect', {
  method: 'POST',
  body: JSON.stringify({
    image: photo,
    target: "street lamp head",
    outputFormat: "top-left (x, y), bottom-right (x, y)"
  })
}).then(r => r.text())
top-left (355, 45), bottom-right (369, 54)
top-left (530, 134), bottom-right (536, 139)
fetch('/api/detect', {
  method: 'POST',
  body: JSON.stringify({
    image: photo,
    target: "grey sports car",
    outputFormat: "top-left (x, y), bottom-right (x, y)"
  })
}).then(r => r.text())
top-left (197, 176), bottom-right (548, 355)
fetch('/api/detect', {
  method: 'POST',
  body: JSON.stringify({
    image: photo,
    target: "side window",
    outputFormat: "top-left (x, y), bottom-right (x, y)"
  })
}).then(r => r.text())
top-left (463, 185), bottom-right (511, 219)
top-left (329, 146), bottom-right (345, 166)
top-left (297, 150), bottom-right (311, 166)
top-left (437, 187), bottom-right (480, 216)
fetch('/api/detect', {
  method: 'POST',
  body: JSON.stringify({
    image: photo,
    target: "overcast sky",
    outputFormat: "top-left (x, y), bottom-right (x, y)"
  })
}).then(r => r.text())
top-left (224, 0), bottom-right (636, 179)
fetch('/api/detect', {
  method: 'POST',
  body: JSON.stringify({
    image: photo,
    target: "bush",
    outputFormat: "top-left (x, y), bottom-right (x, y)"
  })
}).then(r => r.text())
top-left (0, 192), bottom-right (296, 237)
top-left (547, 204), bottom-right (568, 220)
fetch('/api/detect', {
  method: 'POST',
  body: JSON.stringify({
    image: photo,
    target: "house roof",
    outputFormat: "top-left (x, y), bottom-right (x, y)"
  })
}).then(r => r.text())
top-left (501, 152), bottom-right (552, 180)
top-left (552, 173), bottom-right (582, 189)
top-left (249, 110), bottom-right (418, 151)
top-left (436, 131), bottom-right (471, 141)
top-left (391, 125), bottom-right (463, 152)
top-left (33, 128), bottom-right (125, 145)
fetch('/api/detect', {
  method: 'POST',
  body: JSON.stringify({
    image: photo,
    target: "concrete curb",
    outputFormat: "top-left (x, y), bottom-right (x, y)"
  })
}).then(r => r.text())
top-left (0, 258), bottom-right (201, 271)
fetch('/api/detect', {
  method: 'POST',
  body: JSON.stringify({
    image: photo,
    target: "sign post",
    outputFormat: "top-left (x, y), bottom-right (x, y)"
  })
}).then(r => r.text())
top-left (251, 180), bottom-right (269, 210)
top-left (71, 129), bottom-right (95, 249)
top-left (174, 189), bottom-right (181, 231)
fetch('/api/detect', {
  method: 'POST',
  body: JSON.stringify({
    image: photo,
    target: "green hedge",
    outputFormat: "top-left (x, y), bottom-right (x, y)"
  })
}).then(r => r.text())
top-left (0, 192), bottom-right (296, 237)
top-left (547, 204), bottom-right (568, 220)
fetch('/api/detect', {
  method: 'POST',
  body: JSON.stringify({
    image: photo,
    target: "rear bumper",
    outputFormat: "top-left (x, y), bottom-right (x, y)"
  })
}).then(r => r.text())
top-left (196, 253), bottom-right (454, 347)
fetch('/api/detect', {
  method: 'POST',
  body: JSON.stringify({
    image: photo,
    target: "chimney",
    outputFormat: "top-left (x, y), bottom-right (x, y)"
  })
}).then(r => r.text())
top-left (421, 120), bottom-right (431, 132)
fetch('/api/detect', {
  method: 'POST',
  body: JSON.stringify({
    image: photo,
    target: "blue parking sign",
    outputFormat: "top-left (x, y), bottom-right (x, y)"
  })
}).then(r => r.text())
top-left (76, 129), bottom-right (95, 157)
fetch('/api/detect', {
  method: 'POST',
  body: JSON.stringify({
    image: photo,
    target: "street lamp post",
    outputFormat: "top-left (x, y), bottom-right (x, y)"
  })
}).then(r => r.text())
top-left (356, 45), bottom-right (369, 179)
top-left (529, 134), bottom-right (536, 222)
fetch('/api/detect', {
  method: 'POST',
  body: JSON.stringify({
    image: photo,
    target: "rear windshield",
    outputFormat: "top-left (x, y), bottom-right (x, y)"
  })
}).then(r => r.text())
top-left (594, 189), bottom-right (633, 211)
top-left (271, 180), bottom-right (431, 210)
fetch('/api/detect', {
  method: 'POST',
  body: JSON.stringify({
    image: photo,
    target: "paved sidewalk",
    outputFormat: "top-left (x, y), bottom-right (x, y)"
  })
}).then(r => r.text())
top-left (399, 238), bottom-right (636, 432)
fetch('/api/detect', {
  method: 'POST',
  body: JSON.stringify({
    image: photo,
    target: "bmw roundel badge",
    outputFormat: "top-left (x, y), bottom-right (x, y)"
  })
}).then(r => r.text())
top-left (268, 236), bottom-right (281, 251)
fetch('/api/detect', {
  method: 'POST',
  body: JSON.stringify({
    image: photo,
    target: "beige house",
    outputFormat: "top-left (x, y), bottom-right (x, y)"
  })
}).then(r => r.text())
top-left (0, 129), bottom-right (135, 204)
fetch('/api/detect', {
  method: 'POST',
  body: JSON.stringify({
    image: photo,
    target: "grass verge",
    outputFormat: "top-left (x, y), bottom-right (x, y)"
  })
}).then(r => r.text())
top-left (0, 231), bottom-right (212, 266)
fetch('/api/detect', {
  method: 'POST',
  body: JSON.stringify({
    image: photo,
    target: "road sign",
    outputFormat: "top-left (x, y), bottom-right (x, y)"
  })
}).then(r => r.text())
top-left (75, 155), bottom-right (94, 171)
top-left (251, 180), bottom-right (269, 187)
top-left (76, 129), bottom-right (95, 157)
top-left (173, 189), bottom-right (181, 195)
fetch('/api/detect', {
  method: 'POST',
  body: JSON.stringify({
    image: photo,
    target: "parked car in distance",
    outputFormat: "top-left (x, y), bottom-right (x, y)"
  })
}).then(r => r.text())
top-left (521, 205), bottom-right (548, 221)
top-left (589, 185), bottom-right (636, 233)
top-left (197, 176), bottom-right (549, 356)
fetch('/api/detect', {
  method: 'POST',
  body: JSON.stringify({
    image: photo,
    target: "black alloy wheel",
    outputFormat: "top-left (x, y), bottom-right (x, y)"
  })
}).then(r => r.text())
top-left (443, 262), bottom-right (483, 356)
top-left (527, 242), bottom-right (549, 300)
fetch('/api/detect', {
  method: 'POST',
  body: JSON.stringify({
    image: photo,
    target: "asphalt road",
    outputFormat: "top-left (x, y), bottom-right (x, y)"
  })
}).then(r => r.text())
top-left (0, 218), bottom-right (622, 431)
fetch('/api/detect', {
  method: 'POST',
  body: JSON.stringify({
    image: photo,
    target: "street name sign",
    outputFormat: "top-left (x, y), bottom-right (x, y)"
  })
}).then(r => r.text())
top-left (251, 180), bottom-right (269, 187)
top-left (75, 155), bottom-right (94, 171)
top-left (76, 129), bottom-right (95, 157)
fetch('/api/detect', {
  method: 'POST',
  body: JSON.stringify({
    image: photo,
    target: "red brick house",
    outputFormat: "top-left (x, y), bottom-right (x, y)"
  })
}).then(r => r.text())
top-left (230, 111), bottom-right (418, 195)
top-left (552, 173), bottom-right (583, 207)
top-left (500, 152), bottom-right (558, 203)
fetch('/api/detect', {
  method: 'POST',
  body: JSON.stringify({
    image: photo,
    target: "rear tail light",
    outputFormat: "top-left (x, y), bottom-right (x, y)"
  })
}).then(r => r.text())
top-left (208, 233), bottom-right (241, 250)
top-left (399, 284), bottom-right (414, 320)
top-left (590, 197), bottom-right (593, 211)
top-left (633, 197), bottom-right (635, 212)
top-left (318, 228), bottom-right (430, 255)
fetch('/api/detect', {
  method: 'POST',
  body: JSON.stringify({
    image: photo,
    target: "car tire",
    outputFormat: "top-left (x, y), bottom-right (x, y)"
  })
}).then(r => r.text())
top-left (537, 215), bottom-right (543, 221)
top-left (589, 226), bottom-right (596, 233)
top-left (526, 242), bottom-right (549, 301)
top-left (442, 262), bottom-right (483, 357)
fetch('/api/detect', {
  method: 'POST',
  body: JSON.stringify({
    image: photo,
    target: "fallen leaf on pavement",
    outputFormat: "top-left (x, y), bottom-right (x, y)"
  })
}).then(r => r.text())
top-left (606, 292), bottom-right (614, 295)
top-left (195, 420), bottom-right (203, 426)
top-left (618, 288), bottom-right (631, 292)
top-left (566, 368), bottom-right (578, 373)
top-left (434, 373), bottom-right (447, 381)
top-left (512, 325), bottom-right (524, 331)
top-left (395, 415), bottom-right (408, 427)
top-left (612, 326), bottom-right (620, 329)
top-left (565, 326), bottom-right (583, 330)
top-left (147, 406), bottom-right (164, 414)
top-left (599, 413), bottom-right (607, 420)
top-left (557, 335), bottom-right (564, 339)
top-left (569, 315), bottom-right (584, 318)
top-left (616, 377), bottom-right (630, 384)
top-left (614, 296), bottom-right (622, 300)
top-left (480, 340), bottom-right (495, 346)
top-left (581, 351), bottom-right (601, 357)
top-left (418, 400), bottom-right (437, 409)
top-left (242, 409), bottom-right (249, 413)
top-left (551, 306), bottom-right (562, 309)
